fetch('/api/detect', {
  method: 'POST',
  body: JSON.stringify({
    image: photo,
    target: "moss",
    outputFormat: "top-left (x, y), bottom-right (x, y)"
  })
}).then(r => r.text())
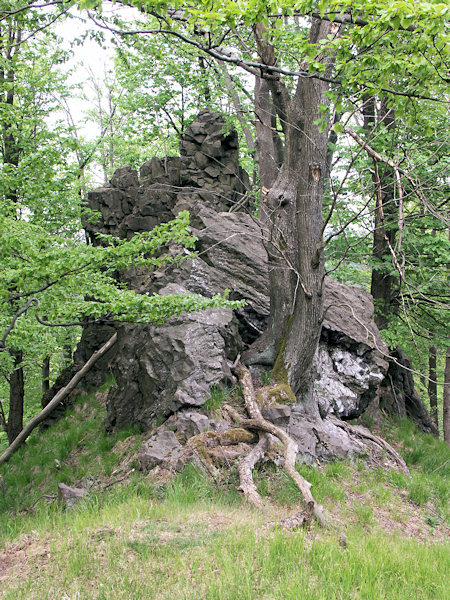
top-left (257, 384), bottom-right (297, 408)
top-left (219, 428), bottom-right (255, 445)
top-left (188, 428), bottom-right (255, 450)
top-left (266, 384), bottom-right (296, 405)
top-left (270, 314), bottom-right (294, 384)
top-left (188, 431), bottom-right (219, 452)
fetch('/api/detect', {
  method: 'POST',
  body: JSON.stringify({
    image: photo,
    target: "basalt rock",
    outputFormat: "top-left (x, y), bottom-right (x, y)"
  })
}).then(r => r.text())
top-left (104, 306), bottom-right (241, 432)
top-left (51, 110), bottom-right (433, 456)
top-left (315, 277), bottom-right (389, 421)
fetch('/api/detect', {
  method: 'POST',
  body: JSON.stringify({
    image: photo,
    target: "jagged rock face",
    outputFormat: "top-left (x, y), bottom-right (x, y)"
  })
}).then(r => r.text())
top-left (104, 308), bottom-right (241, 432)
top-left (84, 110), bottom-right (249, 244)
top-left (81, 110), bottom-right (389, 434)
top-left (315, 277), bottom-right (389, 420)
top-left (148, 206), bottom-right (270, 344)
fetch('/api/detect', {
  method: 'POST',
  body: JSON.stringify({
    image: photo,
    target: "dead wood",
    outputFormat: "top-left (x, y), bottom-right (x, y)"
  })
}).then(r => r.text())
top-left (0, 333), bottom-right (118, 466)
top-left (19, 494), bottom-right (57, 513)
top-left (231, 363), bottom-right (329, 528)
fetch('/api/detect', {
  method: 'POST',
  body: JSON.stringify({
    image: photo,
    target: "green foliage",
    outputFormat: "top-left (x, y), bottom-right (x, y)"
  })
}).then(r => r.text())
top-left (260, 370), bottom-right (272, 386)
top-left (0, 209), bottom-right (242, 375)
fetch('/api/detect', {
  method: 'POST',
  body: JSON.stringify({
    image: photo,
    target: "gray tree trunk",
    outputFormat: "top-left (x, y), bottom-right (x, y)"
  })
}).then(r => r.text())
top-left (443, 347), bottom-right (450, 444)
top-left (253, 19), bottom-right (332, 407)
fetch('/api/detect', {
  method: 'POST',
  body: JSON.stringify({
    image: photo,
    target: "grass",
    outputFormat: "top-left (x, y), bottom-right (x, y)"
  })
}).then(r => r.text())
top-left (1, 476), bottom-right (448, 599)
top-left (203, 384), bottom-right (242, 412)
top-left (0, 395), bottom-right (449, 599)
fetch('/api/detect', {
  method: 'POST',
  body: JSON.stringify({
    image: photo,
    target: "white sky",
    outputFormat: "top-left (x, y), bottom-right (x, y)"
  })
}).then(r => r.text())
top-left (54, 6), bottom-right (139, 137)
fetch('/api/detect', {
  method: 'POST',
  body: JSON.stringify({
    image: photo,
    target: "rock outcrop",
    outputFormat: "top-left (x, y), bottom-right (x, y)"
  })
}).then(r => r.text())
top-left (48, 110), bottom-right (433, 467)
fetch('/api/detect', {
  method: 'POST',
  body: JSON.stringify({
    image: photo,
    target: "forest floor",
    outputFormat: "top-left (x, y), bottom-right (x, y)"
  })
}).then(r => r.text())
top-left (0, 391), bottom-right (448, 599)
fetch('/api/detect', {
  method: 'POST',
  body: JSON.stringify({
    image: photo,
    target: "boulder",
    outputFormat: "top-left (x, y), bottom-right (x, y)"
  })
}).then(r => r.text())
top-left (57, 109), bottom-right (432, 448)
top-left (57, 483), bottom-right (88, 508)
top-left (138, 429), bottom-right (185, 471)
top-left (313, 278), bottom-right (389, 420)
top-left (176, 411), bottom-right (212, 442)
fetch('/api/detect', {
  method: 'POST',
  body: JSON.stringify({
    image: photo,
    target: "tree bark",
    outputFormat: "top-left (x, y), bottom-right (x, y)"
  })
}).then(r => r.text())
top-left (254, 76), bottom-right (280, 191)
top-left (255, 19), bottom-right (334, 405)
top-left (42, 356), bottom-right (50, 396)
top-left (7, 350), bottom-right (24, 445)
top-left (443, 347), bottom-right (450, 444)
top-left (428, 344), bottom-right (438, 428)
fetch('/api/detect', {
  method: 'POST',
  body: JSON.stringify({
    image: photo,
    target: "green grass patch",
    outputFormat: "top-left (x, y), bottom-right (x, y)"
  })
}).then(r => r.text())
top-left (0, 384), bottom-right (139, 544)
top-left (1, 486), bottom-right (448, 600)
top-left (1, 399), bottom-right (449, 599)
top-left (203, 384), bottom-right (242, 412)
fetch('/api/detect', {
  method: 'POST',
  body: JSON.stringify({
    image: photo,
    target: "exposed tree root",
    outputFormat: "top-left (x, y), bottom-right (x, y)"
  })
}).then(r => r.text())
top-left (229, 362), bottom-right (329, 528)
top-left (330, 417), bottom-right (409, 475)
top-left (236, 434), bottom-right (269, 508)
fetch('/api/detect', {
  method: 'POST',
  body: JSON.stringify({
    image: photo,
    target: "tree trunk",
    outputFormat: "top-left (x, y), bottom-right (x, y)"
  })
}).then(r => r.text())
top-left (254, 76), bottom-right (280, 192)
top-left (7, 350), bottom-right (24, 445)
top-left (428, 344), bottom-right (438, 428)
top-left (260, 23), bottom-right (332, 407)
top-left (364, 98), bottom-right (398, 330)
top-left (42, 356), bottom-right (50, 396)
top-left (443, 347), bottom-right (450, 444)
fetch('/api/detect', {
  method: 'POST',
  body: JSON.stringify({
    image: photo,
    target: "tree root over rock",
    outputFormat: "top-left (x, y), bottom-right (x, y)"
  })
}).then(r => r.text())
top-left (227, 362), bottom-right (329, 528)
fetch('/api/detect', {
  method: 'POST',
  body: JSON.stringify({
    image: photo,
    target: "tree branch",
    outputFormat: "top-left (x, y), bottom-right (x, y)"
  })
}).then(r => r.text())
top-left (0, 298), bottom-right (40, 349)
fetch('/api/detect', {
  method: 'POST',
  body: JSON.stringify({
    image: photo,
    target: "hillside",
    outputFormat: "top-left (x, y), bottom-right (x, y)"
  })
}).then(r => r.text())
top-left (0, 389), bottom-right (448, 599)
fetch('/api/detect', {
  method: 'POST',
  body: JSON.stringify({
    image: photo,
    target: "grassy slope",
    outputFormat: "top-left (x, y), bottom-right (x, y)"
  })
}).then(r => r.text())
top-left (0, 392), bottom-right (449, 599)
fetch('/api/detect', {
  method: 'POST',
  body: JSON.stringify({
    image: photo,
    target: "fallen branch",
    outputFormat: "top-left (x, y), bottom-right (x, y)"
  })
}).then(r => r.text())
top-left (0, 333), bottom-right (118, 466)
top-left (237, 434), bottom-right (269, 508)
top-left (19, 494), bottom-right (57, 513)
top-left (231, 363), bottom-right (329, 528)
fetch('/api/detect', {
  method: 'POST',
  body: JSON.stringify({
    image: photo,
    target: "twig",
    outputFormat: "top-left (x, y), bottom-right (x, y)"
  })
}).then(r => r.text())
top-left (20, 494), bottom-right (57, 513)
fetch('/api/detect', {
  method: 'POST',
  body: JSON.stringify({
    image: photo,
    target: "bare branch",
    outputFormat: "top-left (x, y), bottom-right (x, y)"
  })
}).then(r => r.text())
top-left (0, 298), bottom-right (40, 349)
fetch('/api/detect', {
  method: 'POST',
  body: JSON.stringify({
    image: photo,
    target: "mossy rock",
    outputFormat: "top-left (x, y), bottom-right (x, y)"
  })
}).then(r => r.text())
top-left (219, 428), bottom-right (255, 446)
top-left (188, 428), bottom-right (255, 449)
top-left (188, 431), bottom-right (220, 451)
top-left (257, 383), bottom-right (296, 407)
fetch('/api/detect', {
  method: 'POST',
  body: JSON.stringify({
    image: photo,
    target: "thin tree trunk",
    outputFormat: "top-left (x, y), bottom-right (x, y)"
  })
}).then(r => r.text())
top-left (443, 347), bottom-right (450, 444)
top-left (428, 345), bottom-right (438, 428)
top-left (219, 63), bottom-right (255, 154)
top-left (1, 24), bottom-right (25, 446)
top-left (42, 356), bottom-right (50, 396)
top-left (364, 97), bottom-right (398, 330)
top-left (7, 350), bottom-right (24, 445)
top-left (0, 333), bottom-right (118, 465)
